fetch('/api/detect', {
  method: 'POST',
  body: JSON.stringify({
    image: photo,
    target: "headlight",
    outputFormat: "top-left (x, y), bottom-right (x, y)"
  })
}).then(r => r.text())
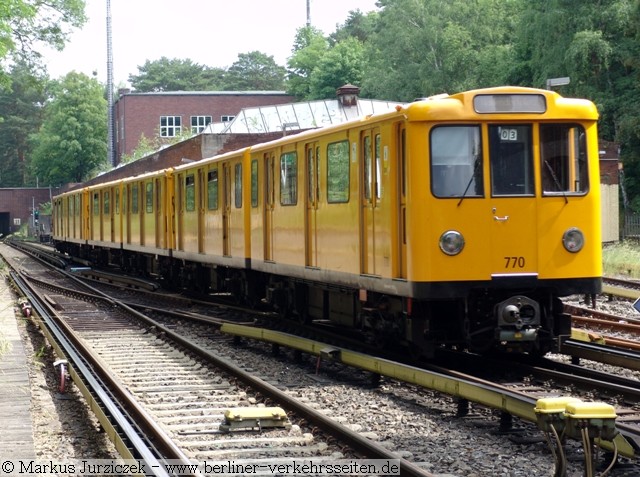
top-left (439, 230), bottom-right (465, 256)
top-left (562, 228), bottom-right (584, 253)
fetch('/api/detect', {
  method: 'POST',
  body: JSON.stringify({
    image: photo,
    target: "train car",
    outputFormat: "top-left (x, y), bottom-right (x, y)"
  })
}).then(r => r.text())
top-left (52, 86), bottom-right (601, 356)
top-left (52, 187), bottom-right (89, 257)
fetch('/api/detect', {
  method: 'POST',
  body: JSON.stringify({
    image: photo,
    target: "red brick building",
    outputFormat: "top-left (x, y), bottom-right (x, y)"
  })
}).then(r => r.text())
top-left (114, 90), bottom-right (295, 163)
top-left (0, 188), bottom-right (55, 236)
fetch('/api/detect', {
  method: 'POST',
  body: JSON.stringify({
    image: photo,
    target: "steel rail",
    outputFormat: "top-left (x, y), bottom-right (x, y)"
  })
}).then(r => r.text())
top-left (10, 270), bottom-right (191, 477)
top-left (113, 301), bottom-right (435, 477)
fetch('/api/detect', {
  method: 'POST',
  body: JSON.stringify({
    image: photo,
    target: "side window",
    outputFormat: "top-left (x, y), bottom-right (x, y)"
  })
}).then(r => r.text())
top-left (131, 185), bottom-right (139, 214)
top-left (327, 140), bottom-right (350, 203)
top-left (156, 181), bottom-right (161, 211)
top-left (375, 134), bottom-right (382, 199)
top-left (185, 174), bottom-right (195, 212)
top-left (146, 182), bottom-right (153, 213)
top-left (207, 168), bottom-right (218, 210)
top-left (93, 192), bottom-right (99, 215)
top-left (115, 189), bottom-right (120, 215)
top-left (541, 124), bottom-right (589, 195)
top-left (234, 163), bottom-right (242, 208)
top-left (104, 191), bottom-right (110, 214)
top-left (431, 126), bottom-right (483, 198)
top-left (251, 160), bottom-right (258, 207)
top-left (280, 152), bottom-right (297, 205)
top-left (364, 136), bottom-right (372, 200)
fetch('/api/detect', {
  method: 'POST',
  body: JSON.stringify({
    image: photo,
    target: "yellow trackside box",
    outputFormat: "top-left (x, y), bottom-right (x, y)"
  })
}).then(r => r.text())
top-left (534, 397), bottom-right (582, 432)
top-left (564, 401), bottom-right (617, 440)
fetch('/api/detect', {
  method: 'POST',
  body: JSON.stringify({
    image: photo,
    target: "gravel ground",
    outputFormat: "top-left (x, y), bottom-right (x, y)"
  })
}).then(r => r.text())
top-left (8, 284), bottom-right (640, 477)
top-left (15, 306), bottom-right (120, 461)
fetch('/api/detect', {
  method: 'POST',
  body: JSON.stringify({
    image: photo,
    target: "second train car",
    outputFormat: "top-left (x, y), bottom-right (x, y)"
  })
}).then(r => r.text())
top-left (52, 86), bottom-right (602, 356)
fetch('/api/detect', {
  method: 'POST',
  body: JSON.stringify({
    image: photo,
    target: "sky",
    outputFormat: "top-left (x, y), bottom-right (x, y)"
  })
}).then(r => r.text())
top-left (42, 0), bottom-right (380, 86)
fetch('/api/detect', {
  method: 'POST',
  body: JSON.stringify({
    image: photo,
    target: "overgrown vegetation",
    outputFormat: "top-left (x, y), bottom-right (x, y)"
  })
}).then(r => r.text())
top-left (603, 241), bottom-right (640, 278)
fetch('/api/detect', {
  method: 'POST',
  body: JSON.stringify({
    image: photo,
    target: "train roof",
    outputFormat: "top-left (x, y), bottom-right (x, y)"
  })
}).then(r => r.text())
top-left (402, 86), bottom-right (599, 121)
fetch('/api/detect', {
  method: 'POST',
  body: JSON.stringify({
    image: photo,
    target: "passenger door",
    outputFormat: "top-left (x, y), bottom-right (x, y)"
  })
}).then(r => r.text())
top-left (222, 163), bottom-right (232, 256)
top-left (397, 126), bottom-right (407, 279)
top-left (305, 143), bottom-right (319, 267)
top-left (264, 153), bottom-right (275, 261)
top-left (360, 129), bottom-right (382, 276)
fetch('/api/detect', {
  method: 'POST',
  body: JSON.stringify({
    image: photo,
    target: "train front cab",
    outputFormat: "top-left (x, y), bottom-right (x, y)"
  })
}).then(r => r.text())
top-left (403, 87), bottom-right (601, 354)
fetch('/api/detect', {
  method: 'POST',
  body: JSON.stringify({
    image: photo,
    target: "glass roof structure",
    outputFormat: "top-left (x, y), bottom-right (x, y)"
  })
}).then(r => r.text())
top-left (203, 98), bottom-right (402, 134)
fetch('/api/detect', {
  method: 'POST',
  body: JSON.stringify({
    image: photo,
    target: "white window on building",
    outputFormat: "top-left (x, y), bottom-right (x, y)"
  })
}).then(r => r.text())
top-left (191, 115), bottom-right (212, 134)
top-left (221, 115), bottom-right (235, 123)
top-left (160, 116), bottom-right (181, 137)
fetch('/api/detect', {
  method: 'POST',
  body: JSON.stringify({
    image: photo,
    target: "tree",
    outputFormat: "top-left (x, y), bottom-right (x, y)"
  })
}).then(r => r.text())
top-left (129, 57), bottom-right (225, 92)
top-left (308, 38), bottom-right (365, 99)
top-left (286, 26), bottom-right (329, 99)
top-left (362, 0), bottom-right (519, 101)
top-left (30, 72), bottom-right (107, 185)
top-left (0, 62), bottom-right (46, 186)
top-left (224, 51), bottom-right (286, 90)
top-left (0, 0), bottom-right (86, 84)
top-left (330, 10), bottom-right (379, 44)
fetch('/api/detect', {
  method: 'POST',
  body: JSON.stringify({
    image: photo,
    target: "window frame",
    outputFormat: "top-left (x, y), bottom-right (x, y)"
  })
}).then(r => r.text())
top-left (160, 115), bottom-right (182, 137)
top-left (327, 140), bottom-right (350, 204)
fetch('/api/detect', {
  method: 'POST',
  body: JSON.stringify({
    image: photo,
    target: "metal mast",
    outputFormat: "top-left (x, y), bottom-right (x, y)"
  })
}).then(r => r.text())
top-left (106, 0), bottom-right (115, 166)
top-left (306, 0), bottom-right (311, 26)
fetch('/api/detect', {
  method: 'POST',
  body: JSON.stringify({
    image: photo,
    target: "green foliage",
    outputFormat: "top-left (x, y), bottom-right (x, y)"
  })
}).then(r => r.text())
top-left (224, 51), bottom-right (286, 90)
top-left (130, 52), bottom-right (286, 93)
top-left (119, 128), bottom-right (195, 165)
top-left (0, 0), bottom-right (86, 84)
top-left (0, 62), bottom-right (46, 186)
top-left (286, 26), bottom-right (329, 99)
top-left (129, 57), bottom-right (226, 92)
top-left (308, 38), bottom-right (364, 99)
top-left (30, 72), bottom-right (107, 185)
top-left (603, 241), bottom-right (640, 278)
top-left (330, 10), bottom-right (379, 44)
top-left (362, 0), bottom-right (521, 100)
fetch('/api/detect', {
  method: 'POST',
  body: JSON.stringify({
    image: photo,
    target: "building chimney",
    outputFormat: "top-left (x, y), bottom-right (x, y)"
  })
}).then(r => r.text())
top-left (336, 84), bottom-right (360, 107)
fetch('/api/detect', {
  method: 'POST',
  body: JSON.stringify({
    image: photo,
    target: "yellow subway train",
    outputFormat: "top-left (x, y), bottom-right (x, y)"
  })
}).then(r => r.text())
top-left (52, 86), bottom-right (602, 356)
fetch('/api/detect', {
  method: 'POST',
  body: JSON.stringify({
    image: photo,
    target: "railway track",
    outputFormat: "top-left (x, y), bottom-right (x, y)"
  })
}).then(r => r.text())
top-left (1, 242), bottom-right (431, 477)
top-left (7, 240), bottom-right (640, 475)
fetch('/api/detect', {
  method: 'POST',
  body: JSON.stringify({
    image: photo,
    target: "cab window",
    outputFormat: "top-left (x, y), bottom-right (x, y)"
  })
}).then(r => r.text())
top-left (489, 125), bottom-right (534, 196)
top-left (541, 124), bottom-right (588, 195)
top-left (431, 126), bottom-right (483, 198)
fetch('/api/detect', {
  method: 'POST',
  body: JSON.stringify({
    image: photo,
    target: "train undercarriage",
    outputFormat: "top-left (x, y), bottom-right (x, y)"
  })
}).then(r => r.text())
top-left (57, 242), bottom-right (571, 358)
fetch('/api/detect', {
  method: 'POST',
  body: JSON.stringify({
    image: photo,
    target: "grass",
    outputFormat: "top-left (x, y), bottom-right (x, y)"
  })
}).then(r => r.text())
top-left (603, 241), bottom-right (640, 278)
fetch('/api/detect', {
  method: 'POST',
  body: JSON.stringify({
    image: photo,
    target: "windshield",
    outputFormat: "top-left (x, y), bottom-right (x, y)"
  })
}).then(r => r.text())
top-left (430, 125), bottom-right (483, 198)
top-left (489, 125), bottom-right (534, 196)
top-left (540, 124), bottom-right (588, 195)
